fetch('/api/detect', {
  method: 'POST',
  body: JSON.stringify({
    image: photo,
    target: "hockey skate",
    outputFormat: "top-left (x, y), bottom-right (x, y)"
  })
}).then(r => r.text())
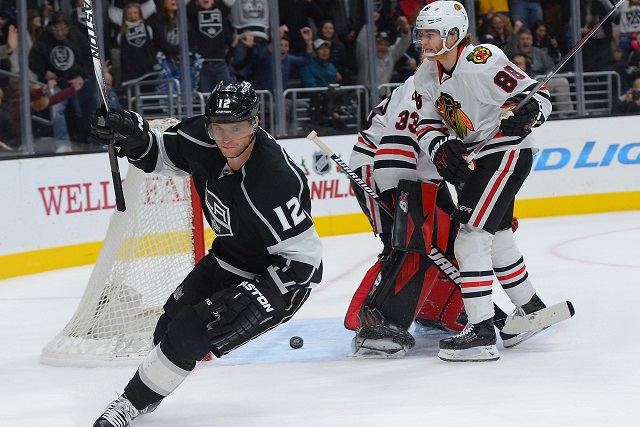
top-left (94, 394), bottom-right (140, 427)
top-left (438, 318), bottom-right (500, 362)
top-left (350, 323), bottom-right (416, 358)
top-left (496, 294), bottom-right (548, 348)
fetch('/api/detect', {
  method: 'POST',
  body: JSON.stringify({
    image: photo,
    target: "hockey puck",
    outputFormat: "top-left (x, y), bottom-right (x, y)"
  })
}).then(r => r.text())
top-left (289, 336), bottom-right (303, 349)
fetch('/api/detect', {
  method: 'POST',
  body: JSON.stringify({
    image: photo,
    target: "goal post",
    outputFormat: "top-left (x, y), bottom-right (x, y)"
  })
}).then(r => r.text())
top-left (41, 118), bottom-right (211, 367)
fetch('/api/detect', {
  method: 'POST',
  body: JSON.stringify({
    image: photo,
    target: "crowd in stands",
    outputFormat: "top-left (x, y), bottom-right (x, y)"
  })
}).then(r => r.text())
top-left (1, 0), bottom-right (640, 153)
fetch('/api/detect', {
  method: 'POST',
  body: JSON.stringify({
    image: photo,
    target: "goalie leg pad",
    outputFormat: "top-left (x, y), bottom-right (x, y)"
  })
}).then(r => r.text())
top-left (369, 251), bottom-right (437, 331)
top-left (392, 180), bottom-right (438, 254)
top-left (344, 261), bottom-right (383, 331)
top-left (415, 273), bottom-right (466, 333)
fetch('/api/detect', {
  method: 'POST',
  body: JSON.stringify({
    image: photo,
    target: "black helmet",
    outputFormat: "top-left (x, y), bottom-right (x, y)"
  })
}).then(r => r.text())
top-left (205, 81), bottom-right (259, 124)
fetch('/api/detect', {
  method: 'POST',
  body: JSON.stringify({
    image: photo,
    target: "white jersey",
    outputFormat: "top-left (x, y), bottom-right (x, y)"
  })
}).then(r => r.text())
top-left (413, 43), bottom-right (552, 159)
top-left (349, 75), bottom-right (440, 194)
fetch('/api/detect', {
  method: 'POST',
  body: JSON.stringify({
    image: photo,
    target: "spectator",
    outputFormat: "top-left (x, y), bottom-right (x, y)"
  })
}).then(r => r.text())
top-left (478, 12), bottom-right (521, 52)
top-left (317, 0), bottom-right (363, 80)
top-left (117, 2), bottom-right (161, 84)
top-left (300, 38), bottom-right (338, 87)
top-left (508, 0), bottom-right (543, 31)
top-left (28, 12), bottom-right (92, 149)
top-left (0, 78), bottom-right (82, 151)
top-left (580, 0), bottom-right (617, 72)
top-left (228, 28), bottom-right (255, 81)
top-left (105, 71), bottom-right (123, 109)
top-left (510, 29), bottom-right (574, 116)
top-left (617, 0), bottom-right (640, 59)
top-left (614, 76), bottom-right (640, 114)
top-left (531, 20), bottom-right (561, 64)
top-left (150, 0), bottom-right (180, 63)
top-left (229, 0), bottom-right (270, 43)
top-left (246, 26), bottom-right (313, 93)
top-left (625, 32), bottom-right (640, 83)
top-left (0, 22), bottom-right (15, 60)
top-left (317, 18), bottom-right (355, 85)
top-left (511, 52), bottom-right (531, 74)
top-left (356, 15), bottom-right (412, 88)
top-left (278, 0), bottom-right (323, 56)
top-left (186, 0), bottom-right (232, 93)
top-left (615, 0), bottom-right (640, 91)
top-left (107, 0), bottom-right (156, 40)
top-left (476, 1), bottom-right (510, 26)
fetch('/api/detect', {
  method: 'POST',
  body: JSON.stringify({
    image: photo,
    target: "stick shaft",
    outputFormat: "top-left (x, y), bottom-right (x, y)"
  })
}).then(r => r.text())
top-left (467, 0), bottom-right (625, 163)
top-left (84, 0), bottom-right (126, 212)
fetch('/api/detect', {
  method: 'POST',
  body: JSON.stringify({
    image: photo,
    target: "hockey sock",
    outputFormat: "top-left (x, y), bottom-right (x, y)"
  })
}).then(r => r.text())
top-left (491, 228), bottom-right (535, 307)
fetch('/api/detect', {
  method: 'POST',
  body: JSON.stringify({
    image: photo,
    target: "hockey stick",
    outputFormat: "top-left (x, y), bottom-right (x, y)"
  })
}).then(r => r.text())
top-left (83, 0), bottom-right (126, 211)
top-left (308, 131), bottom-right (464, 290)
top-left (465, 0), bottom-right (626, 164)
top-left (307, 131), bottom-right (574, 334)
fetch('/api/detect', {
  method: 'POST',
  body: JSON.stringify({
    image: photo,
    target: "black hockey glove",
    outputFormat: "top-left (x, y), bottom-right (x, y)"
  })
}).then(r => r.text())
top-left (90, 108), bottom-right (150, 158)
top-left (429, 136), bottom-right (471, 185)
top-left (194, 279), bottom-right (286, 351)
top-left (499, 94), bottom-right (540, 137)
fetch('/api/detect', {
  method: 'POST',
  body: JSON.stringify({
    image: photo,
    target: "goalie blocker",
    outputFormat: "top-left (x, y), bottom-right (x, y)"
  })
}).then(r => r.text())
top-left (346, 180), bottom-right (466, 356)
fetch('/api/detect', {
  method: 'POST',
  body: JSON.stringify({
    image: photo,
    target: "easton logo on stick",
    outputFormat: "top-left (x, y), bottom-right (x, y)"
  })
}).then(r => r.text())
top-left (82, 1), bottom-right (100, 62)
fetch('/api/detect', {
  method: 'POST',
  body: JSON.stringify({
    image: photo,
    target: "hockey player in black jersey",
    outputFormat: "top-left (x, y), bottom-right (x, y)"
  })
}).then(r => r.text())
top-left (90, 81), bottom-right (323, 427)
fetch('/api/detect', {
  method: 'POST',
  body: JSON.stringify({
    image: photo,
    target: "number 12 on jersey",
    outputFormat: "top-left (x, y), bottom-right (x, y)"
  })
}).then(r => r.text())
top-left (274, 197), bottom-right (307, 231)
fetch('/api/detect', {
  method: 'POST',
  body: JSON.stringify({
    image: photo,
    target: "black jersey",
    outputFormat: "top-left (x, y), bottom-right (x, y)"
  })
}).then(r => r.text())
top-left (130, 117), bottom-right (323, 294)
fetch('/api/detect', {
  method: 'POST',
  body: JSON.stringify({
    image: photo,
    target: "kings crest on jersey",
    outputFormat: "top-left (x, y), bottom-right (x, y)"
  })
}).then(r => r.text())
top-left (130, 116), bottom-right (323, 292)
top-left (413, 43), bottom-right (552, 158)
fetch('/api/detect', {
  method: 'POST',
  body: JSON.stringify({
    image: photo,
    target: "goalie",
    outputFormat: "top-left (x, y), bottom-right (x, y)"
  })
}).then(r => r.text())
top-left (346, 74), bottom-right (468, 358)
top-left (89, 81), bottom-right (323, 426)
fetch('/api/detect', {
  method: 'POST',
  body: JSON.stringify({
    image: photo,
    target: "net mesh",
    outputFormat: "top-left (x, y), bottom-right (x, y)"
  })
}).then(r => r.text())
top-left (41, 118), bottom-right (206, 366)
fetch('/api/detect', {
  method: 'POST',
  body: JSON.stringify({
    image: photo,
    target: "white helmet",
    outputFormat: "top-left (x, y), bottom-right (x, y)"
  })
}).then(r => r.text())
top-left (413, 1), bottom-right (469, 57)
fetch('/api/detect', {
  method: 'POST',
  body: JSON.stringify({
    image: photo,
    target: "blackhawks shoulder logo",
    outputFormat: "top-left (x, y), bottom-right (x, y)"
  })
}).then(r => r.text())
top-left (435, 93), bottom-right (474, 137)
top-left (466, 46), bottom-right (492, 64)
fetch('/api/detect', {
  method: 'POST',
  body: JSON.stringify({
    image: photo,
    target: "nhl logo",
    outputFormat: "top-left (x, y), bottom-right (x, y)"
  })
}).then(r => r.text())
top-left (313, 151), bottom-right (331, 175)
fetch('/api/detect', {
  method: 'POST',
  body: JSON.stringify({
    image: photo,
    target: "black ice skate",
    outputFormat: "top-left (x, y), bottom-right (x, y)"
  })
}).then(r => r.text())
top-left (438, 318), bottom-right (499, 362)
top-left (497, 293), bottom-right (548, 348)
top-left (94, 394), bottom-right (140, 427)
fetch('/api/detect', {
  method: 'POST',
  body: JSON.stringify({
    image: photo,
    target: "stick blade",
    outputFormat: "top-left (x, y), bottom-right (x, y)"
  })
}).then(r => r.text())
top-left (502, 301), bottom-right (575, 334)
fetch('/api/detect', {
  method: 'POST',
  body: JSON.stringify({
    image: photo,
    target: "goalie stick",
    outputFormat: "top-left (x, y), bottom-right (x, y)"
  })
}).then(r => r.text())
top-left (83, 0), bottom-right (126, 211)
top-left (465, 0), bottom-right (626, 164)
top-left (306, 131), bottom-right (574, 334)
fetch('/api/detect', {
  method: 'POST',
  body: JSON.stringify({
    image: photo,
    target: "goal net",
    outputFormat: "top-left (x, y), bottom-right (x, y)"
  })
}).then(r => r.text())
top-left (41, 118), bottom-right (211, 367)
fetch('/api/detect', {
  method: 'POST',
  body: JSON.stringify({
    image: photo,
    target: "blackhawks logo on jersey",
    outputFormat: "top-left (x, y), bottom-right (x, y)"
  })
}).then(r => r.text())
top-left (435, 92), bottom-right (475, 138)
top-left (466, 46), bottom-right (492, 64)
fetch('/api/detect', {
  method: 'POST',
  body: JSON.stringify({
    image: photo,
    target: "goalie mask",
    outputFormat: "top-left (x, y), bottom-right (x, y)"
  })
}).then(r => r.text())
top-left (413, 1), bottom-right (469, 57)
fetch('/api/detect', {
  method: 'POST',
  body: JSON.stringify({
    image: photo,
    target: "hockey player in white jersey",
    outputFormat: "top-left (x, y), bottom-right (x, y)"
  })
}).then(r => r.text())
top-left (89, 81), bottom-right (323, 426)
top-left (412, 1), bottom-right (553, 362)
top-left (345, 75), bottom-right (469, 358)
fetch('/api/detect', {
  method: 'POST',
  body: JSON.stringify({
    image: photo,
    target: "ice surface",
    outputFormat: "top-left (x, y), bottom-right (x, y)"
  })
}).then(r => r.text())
top-left (1, 212), bottom-right (639, 426)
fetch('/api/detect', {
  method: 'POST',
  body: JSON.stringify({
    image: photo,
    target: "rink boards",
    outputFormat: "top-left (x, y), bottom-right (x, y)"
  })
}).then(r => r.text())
top-left (1, 115), bottom-right (639, 278)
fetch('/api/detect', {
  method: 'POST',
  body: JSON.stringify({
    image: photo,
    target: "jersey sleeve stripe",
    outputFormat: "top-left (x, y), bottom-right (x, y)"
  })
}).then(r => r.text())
top-left (375, 148), bottom-right (416, 159)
